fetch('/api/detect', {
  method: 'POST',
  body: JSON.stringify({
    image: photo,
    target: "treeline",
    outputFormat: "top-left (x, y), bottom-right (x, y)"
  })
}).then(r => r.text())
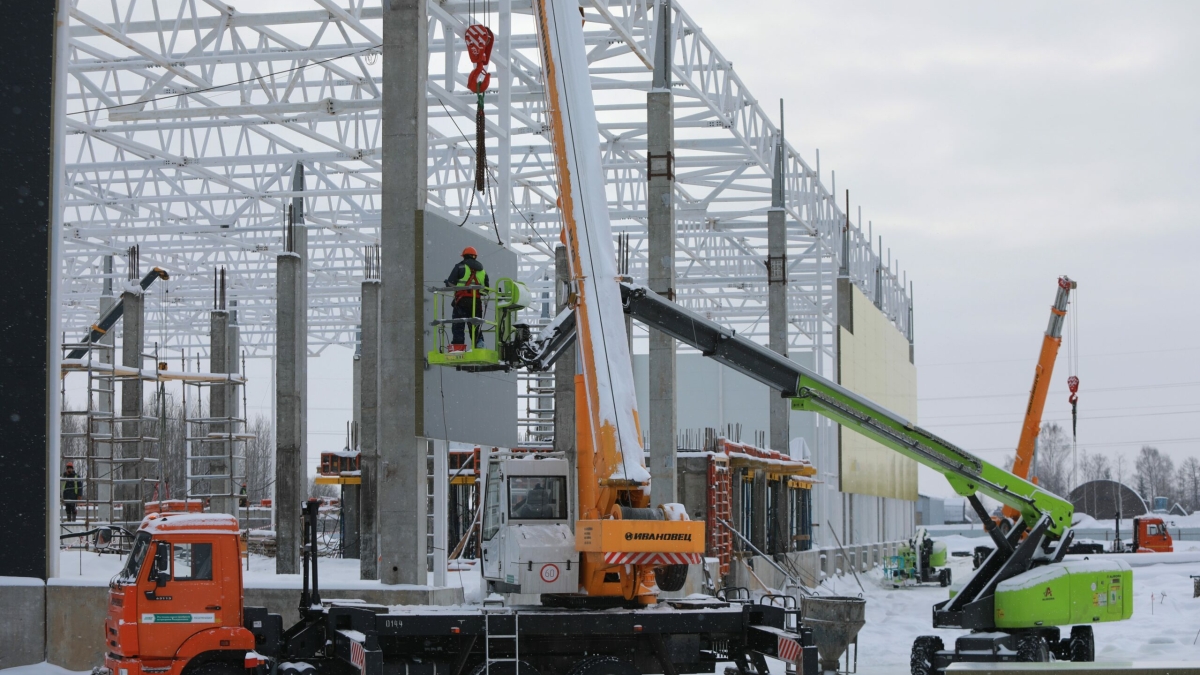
top-left (61, 392), bottom-right (275, 504)
top-left (1006, 422), bottom-right (1200, 513)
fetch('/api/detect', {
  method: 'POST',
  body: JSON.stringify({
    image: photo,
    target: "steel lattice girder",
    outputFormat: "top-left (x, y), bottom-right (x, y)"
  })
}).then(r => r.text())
top-left (61, 0), bottom-right (911, 365)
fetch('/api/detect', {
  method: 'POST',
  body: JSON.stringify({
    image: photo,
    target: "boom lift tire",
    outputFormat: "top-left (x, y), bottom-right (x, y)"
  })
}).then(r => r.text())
top-left (655, 564), bottom-right (689, 592)
top-left (910, 636), bottom-right (943, 675)
top-left (1068, 626), bottom-right (1095, 662)
top-left (1016, 635), bottom-right (1050, 663)
top-left (566, 655), bottom-right (640, 675)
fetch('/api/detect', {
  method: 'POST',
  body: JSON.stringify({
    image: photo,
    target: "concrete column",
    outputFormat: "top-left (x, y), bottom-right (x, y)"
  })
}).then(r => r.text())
top-left (647, 0), bottom-right (676, 508)
top-left (227, 302), bottom-right (242, 517)
top-left (275, 253), bottom-right (303, 574)
top-left (359, 279), bottom-right (380, 579)
top-left (767, 114), bottom-right (789, 454)
top-left (751, 468), bottom-right (768, 552)
top-left (342, 485), bottom-right (360, 558)
top-left (774, 480), bottom-right (791, 554)
top-left (119, 286), bottom-right (144, 526)
top-left (209, 307), bottom-right (234, 516)
top-left (380, 0), bottom-right (428, 585)
top-left (553, 246), bottom-right (577, 529)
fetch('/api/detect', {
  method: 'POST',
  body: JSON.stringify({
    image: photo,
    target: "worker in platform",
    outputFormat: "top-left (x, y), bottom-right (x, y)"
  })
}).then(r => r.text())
top-left (445, 246), bottom-right (488, 350)
top-left (62, 462), bottom-right (83, 522)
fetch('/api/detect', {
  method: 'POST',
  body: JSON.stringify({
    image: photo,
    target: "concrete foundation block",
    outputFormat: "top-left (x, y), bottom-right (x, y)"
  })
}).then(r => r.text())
top-left (0, 577), bottom-right (46, 669)
top-left (47, 580), bottom-right (110, 671)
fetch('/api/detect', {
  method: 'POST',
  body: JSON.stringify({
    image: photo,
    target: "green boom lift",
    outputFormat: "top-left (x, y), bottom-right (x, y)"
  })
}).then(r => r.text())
top-left (461, 282), bottom-right (1133, 675)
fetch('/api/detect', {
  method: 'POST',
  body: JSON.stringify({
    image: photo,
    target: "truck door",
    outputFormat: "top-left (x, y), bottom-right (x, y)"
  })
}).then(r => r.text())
top-left (137, 537), bottom-right (224, 658)
top-left (481, 461), bottom-right (504, 581)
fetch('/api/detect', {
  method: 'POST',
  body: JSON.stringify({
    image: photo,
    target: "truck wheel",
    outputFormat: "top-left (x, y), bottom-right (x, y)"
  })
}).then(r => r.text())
top-left (187, 661), bottom-right (246, 675)
top-left (938, 569), bottom-right (951, 587)
top-left (910, 636), bottom-right (943, 675)
top-left (1016, 635), bottom-right (1049, 662)
top-left (656, 564), bottom-right (689, 593)
top-left (469, 661), bottom-right (541, 675)
top-left (1069, 626), bottom-right (1095, 662)
top-left (567, 656), bottom-right (639, 675)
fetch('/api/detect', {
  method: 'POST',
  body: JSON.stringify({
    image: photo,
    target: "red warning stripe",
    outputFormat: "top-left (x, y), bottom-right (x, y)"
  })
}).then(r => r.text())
top-left (602, 552), bottom-right (702, 565)
top-left (777, 636), bottom-right (803, 663)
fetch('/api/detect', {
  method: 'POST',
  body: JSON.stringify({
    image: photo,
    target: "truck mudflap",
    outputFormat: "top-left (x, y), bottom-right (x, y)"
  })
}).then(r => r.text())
top-left (332, 628), bottom-right (383, 675)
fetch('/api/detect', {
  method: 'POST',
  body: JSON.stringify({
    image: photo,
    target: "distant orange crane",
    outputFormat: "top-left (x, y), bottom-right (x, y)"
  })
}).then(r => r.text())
top-left (1001, 276), bottom-right (1076, 526)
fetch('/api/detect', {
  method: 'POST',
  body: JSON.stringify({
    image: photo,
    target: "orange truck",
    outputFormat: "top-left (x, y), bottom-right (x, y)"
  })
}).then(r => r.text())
top-left (102, 511), bottom-right (267, 675)
top-left (97, 500), bottom-right (817, 675)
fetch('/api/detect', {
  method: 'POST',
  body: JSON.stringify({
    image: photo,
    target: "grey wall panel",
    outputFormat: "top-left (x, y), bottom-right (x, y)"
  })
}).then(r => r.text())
top-left (422, 213), bottom-right (517, 447)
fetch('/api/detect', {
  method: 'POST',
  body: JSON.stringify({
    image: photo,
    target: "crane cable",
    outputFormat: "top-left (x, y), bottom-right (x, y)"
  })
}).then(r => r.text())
top-left (1066, 284), bottom-right (1080, 488)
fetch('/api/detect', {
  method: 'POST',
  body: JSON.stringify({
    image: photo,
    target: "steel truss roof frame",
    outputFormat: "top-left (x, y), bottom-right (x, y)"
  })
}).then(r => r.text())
top-left (61, 0), bottom-right (912, 375)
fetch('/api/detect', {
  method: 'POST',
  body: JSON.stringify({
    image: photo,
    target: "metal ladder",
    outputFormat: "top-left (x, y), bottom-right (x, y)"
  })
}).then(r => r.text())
top-left (483, 606), bottom-right (519, 675)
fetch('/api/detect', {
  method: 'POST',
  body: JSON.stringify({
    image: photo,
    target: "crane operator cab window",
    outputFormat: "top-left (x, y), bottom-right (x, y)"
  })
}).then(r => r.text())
top-left (508, 476), bottom-right (567, 520)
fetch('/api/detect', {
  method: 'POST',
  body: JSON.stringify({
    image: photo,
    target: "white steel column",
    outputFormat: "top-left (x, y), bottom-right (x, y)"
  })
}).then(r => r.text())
top-left (496, 0), bottom-right (512, 244)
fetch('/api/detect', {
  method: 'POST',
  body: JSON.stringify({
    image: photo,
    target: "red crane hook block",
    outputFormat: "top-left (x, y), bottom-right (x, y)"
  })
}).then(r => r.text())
top-left (465, 24), bottom-right (495, 94)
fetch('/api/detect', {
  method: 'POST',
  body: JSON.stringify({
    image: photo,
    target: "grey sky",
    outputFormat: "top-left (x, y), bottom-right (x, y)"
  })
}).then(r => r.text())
top-left (242, 1), bottom-right (1200, 500)
top-left (680, 0), bottom-right (1200, 496)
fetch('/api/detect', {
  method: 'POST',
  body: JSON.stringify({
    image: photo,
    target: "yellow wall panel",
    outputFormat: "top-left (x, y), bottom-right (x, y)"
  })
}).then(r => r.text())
top-left (838, 285), bottom-right (919, 501)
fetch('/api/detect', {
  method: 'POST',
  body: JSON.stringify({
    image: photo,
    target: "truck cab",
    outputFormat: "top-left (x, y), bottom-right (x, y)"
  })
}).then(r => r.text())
top-left (1132, 517), bottom-right (1173, 553)
top-left (480, 453), bottom-right (578, 595)
top-left (104, 512), bottom-right (259, 675)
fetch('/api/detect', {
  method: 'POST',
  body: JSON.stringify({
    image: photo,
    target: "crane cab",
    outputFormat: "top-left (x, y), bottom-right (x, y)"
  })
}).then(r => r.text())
top-left (480, 452), bottom-right (579, 595)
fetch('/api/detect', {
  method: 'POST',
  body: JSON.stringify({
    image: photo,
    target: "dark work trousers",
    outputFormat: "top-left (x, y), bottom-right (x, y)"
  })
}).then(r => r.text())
top-left (451, 297), bottom-right (484, 347)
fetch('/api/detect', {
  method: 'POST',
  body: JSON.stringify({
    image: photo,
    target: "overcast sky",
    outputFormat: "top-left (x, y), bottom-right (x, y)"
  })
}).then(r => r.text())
top-left (678, 0), bottom-right (1200, 496)
top-left (243, 1), bottom-right (1200, 500)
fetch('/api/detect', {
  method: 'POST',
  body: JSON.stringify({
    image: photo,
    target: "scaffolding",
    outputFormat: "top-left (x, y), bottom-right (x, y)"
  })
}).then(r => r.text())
top-left (59, 342), bottom-right (163, 546)
top-left (181, 353), bottom-right (250, 519)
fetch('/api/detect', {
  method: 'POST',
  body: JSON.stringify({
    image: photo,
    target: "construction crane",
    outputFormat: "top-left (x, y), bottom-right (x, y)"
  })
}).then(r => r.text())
top-left (429, 0), bottom-right (702, 607)
top-left (999, 275), bottom-right (1075, 526)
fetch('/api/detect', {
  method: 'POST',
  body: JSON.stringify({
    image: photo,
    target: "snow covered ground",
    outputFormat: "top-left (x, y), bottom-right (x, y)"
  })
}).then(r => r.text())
top-left (36, 537), bottom-right (1200, 675)
top-left (818, 535), bottom-right (1200, 675)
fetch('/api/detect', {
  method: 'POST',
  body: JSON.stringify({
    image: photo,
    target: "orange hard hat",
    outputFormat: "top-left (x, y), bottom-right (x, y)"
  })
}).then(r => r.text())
top-left (66, 462), bottom-right (74, 468)
top-left (462, 246), bottom-right (478, 257)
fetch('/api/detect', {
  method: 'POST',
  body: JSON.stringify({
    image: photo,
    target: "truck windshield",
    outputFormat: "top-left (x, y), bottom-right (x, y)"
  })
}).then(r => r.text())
top-left (508, 476), bottom-right (567, 520)
top-left (116, 532), bottom-right (151, 584)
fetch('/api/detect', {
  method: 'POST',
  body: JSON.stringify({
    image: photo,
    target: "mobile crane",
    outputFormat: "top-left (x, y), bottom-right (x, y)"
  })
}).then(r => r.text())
top-left (1001, 276), bottom-right (1076, 526)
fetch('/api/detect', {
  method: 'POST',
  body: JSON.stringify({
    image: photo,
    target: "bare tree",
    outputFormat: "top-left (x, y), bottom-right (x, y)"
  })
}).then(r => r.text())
top-left (244, 415), bottom-right (273, 503)
top-left (1033, 423), bottom-right (1072, 497)
top-left (1177, 456), bottom-right (1200, 513)
top-left (1134, 445), bottom-right (1174, 504)
top-left (308, 477), bottom-right (337, 499)
top-left (1080, 449), bottom-right (1112, 484)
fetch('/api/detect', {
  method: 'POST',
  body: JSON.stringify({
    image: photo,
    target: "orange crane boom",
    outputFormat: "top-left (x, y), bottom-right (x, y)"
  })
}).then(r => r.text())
top-left (1002, 276), bottom-right (1075, 522)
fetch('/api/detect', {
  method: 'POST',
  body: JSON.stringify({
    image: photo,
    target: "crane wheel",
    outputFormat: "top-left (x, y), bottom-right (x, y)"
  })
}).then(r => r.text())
top-left (910, 635), bottom-right (943, 675)
top-left (469, 661), bottom-right (541, 675)
top-left (655, 564), bottom-right (689, 592)
top-left (1016, 635), bottom-right (1049, 662)
top-left (1068, 626), bottom-right (1095, 662)
top-left (567, 656), bottom-right (640, 675)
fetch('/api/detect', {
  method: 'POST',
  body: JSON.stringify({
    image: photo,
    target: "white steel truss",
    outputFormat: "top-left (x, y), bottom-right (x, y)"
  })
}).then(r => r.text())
top-left (60, 0), bottom-right (912, 374)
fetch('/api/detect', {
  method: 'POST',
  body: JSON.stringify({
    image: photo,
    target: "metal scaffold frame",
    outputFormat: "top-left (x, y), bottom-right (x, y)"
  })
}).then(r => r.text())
top-left (181, 352), bottom-right (250, 515)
